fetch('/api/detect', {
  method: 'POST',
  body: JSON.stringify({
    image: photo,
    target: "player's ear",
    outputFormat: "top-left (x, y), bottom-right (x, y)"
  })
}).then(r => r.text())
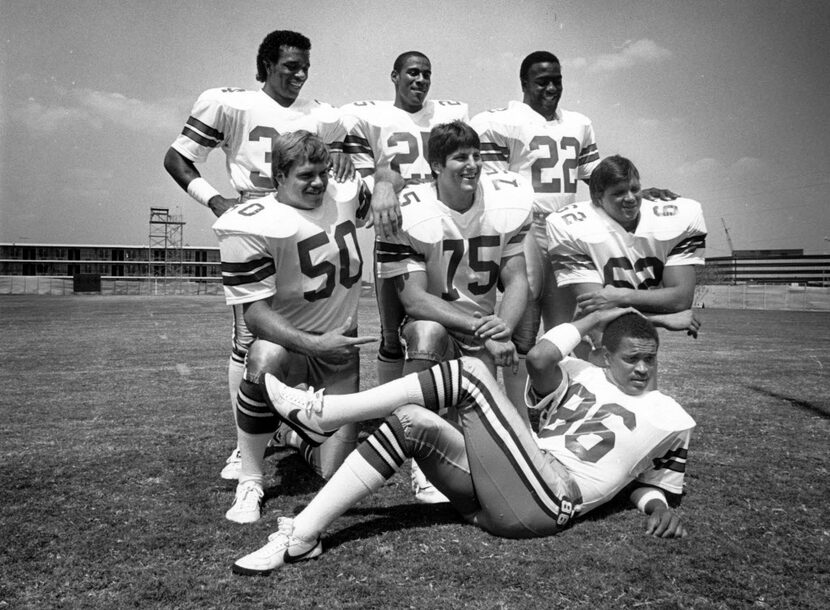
top-left (390, 70), bottom-right (399, 85)
top-left (430, 160), bottom-right (443, 176)
top-left (273, 169), bottom-right (286, 188)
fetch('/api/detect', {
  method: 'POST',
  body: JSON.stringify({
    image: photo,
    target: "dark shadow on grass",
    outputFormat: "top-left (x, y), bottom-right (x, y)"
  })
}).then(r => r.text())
top-left (321, 502), bottom-right (463, 552)
top-left (747, 384), bottom-right (830, 418)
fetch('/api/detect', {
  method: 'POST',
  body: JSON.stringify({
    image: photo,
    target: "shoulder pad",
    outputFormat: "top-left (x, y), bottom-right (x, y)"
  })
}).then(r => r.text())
top-left (642, 198), bottom-right (705, 239)
top-left (549, 201), bottom-right (606, 243)
top-left (397, 184), bottom-right (446, 243)
top-left (199, 87), bottom-right (257, 110)
top-left (213, 197), bottom-right (299, 239)
top-left (478, 171), bottom-right (533, 231)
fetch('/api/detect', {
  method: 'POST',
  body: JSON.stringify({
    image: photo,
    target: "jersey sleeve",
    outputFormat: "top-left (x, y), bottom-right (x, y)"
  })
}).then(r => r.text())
top-left (376, 230), bottom-right (426, 279)
top-left (340, 104), bottom-right (377, 173)
top-left (215, 231), bottom-right (277, 306)
top-left (171, 88), bottom-right (232, 164)
top-left (471, 112), bottom-right (511, 172)
top-left (576, 120), bottom-right (600, 180)
top-left (665, 200), bottom-right (708, 267)
top-left (546, 211), bottom-right (603, 286)
top-left (634, 429), bottom-right (692, 495)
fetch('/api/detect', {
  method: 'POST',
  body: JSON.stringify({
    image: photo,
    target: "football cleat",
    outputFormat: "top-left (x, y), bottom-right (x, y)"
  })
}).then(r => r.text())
top-left (231, 517), bottom-right (322, 576)
top-left (411, 461), bottom-right (450, 504)
top-left (220, 447), bottom-right (242, 481)
top-left (225, 480), bottom-right (264, 524)
top-left (262, 374), bottom-right (333, 447)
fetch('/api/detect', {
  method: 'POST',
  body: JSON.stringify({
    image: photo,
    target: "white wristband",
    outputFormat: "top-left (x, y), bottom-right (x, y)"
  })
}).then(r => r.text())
top-left (631, 487), bottom-right (668, 513)
top-left (186, 177), bottom-right (221, 207)
top-left (540, 323), bottom-right (582, 357)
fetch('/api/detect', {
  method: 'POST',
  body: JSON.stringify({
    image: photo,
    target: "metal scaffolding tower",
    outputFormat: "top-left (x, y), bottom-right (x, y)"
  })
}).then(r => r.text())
top-left (148, 207), bottom-right (185, 279)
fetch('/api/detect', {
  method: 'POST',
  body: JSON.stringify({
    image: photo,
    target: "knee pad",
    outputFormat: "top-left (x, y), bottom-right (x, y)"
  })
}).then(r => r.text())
top-left (401, 320), bottom-right (450, 362)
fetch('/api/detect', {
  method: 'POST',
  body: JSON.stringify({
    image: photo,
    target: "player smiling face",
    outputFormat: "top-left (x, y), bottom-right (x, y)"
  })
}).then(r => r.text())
top-left (275, 157), bottom-right (329, 210)
top-left (604, 336), bottom-right (659, 396)
top-left (522, 61), bottom-right (562, 120)
top-left (392, 55), bottom-right (432, 113)
top-left (598, 177), bottom-right (643, 231)
top-left (433, 146), bottom-right (482, 210)
top-left (264, 45), bottom-right (310, 106)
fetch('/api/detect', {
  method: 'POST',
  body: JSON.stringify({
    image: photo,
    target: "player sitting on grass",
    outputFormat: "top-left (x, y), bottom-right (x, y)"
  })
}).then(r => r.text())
top-left (231, 307), bottom-right (694, 576)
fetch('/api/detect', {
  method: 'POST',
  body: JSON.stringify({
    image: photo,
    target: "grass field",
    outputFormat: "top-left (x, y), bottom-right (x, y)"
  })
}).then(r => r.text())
top-left (1, 295), bottom-right (828, 609)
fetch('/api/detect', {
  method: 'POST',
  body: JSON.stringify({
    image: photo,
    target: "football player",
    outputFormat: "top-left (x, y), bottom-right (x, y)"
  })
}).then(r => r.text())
top-left (547, 155), bottom-right (706, 341)
top-left (341, 52), bottom-right (469, 503)
top-left (377, 120), bottom-right (531, 379)
top-left (164, 30), bottom-right (353, 482)
top-left (212, 131), bottom-right (380, 524)
top-left (230, 307), bottom-right (693, 576)
top-left (470, 51), bottom-right (675, 408)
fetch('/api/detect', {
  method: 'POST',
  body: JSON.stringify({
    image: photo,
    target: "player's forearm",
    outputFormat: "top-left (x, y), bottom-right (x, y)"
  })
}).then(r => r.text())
top-left (496, 276), bottom-right (529, 334)
top-left (615, 286), bottom-right (693, 313)
top-left (243, 302), bottom-right (322, 357)
top-left (164, 147), bottom-right (201, 191)
top-left (400, 292), bottom-right (479, 335)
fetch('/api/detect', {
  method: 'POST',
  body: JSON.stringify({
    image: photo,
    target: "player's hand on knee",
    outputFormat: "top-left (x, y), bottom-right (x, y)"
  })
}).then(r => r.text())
top-left (645, 507), bottom-right (688, 539)
top-left (473, 313), bottom-right (511, 341)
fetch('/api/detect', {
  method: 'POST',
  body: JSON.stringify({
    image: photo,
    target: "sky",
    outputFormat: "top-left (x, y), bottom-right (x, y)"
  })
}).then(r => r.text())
top-left (2, 0), bottom-right (829, 257)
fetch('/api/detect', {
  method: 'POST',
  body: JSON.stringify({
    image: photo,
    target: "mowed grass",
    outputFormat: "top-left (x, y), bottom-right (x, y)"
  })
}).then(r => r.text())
top-left (1, 295), bottom-right (828, 609)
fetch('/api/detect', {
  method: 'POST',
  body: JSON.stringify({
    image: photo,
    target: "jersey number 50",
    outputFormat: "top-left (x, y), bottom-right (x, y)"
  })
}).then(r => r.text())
top-left (297, 221), bottom-right (363, 302)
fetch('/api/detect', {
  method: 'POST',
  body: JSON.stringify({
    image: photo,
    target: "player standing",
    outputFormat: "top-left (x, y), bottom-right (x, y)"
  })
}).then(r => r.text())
top-left (163, 30), bottom-right (351, 483)
top-left (341, 52), bottom-right (469, 504)
top-left (212, 131), bottom-right (380, 523)
top-left (469, 51), bottom-right (600, 407)
top-left (230, 307), bottom-right (693, 575)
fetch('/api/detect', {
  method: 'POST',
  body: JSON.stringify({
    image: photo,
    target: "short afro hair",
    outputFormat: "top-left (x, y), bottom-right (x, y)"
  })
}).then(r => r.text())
top-left (520, 51), bottom-right (561, 83)
top-left (601, 312), bottom-right (659, 353)
top-left (392, 51), bottom-right (430, 74)
top-left (256, 30), bottom-right (311, 82)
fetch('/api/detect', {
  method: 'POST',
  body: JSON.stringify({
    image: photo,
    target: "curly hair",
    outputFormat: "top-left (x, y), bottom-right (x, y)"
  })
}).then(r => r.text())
top-left (256, 30), bottom-right (311, 82)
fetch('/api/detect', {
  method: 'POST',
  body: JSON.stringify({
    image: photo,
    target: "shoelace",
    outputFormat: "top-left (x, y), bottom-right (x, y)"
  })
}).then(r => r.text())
top-left (237, 484), bottom-right (263, 509)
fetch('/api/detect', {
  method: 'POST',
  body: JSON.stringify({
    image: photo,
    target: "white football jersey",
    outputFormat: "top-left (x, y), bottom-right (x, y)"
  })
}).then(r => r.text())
top-left (470, 101), bottom-right (599, 216)
top-left (547, 198), bottom-right (707, 288)
top-left (172, 88), bottom-right (346, 196)
top-left (341, 99), bottom-right (469, 181)
top-left (376, 171), bottom-right (532, 318)
top-left (213, 177), bottom-right (369, 333)
top-left (532, 357), bottom-right (695, 514)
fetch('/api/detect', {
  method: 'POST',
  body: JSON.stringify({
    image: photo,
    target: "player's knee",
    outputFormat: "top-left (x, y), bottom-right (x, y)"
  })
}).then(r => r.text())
top-left (243, 340), bottom-right (289, 382)
top-left (390, 405), bottom-right (442, 459)
top-left (402, 320), bottom-right (450, 362)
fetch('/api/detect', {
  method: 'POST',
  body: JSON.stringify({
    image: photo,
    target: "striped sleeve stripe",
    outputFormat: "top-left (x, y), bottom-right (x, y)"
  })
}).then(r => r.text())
top-left (668, 235), bottom-right (707, 257)
top-left (549, 253), bottom-right (594, 274)
top-left (508, 223), bottom-right (531, 245)
top-left (479, 142), bottom-right (509, 163)
top-left (577, 144), bottom-right (599, 166)
top-left (356, 420), bottom-right (407, 478)
top-left (376, 242), bottom-right (423, 264)
top-left (221, 257), bottom-right (276, 287)
top-left (181, 125), bottom-right (221, 148)
top-left (462, 367), bottom-right (580, 522)
top-left (342, 134), bottom-right (372, 156)
top-left (186, 116), bottom-right (223, 140)
top-left (328, 140), bottom-right (344, 153)
top-left (652, 447), bottom-right (689, 473)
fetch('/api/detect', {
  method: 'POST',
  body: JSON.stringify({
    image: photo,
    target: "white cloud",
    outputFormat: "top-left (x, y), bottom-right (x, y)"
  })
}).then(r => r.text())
top-left (587, 39), bottom-right (673, 73)
top-left (11, 88), bottom-right (182, 136)
top-left (675, 156), bottom-right (771, 180)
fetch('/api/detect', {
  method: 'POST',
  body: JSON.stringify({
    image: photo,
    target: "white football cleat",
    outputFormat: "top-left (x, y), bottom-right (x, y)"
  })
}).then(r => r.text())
top-left (225, 480), bottom-right (264, 524)
top-left (263, 374), bottom-right (332, 447)
top-left (232, 517), bottom-right (322, 576)
top-left (411, 461), bottom-right (450, 504)
top-left (220, 447), bottom-right (242, 481)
